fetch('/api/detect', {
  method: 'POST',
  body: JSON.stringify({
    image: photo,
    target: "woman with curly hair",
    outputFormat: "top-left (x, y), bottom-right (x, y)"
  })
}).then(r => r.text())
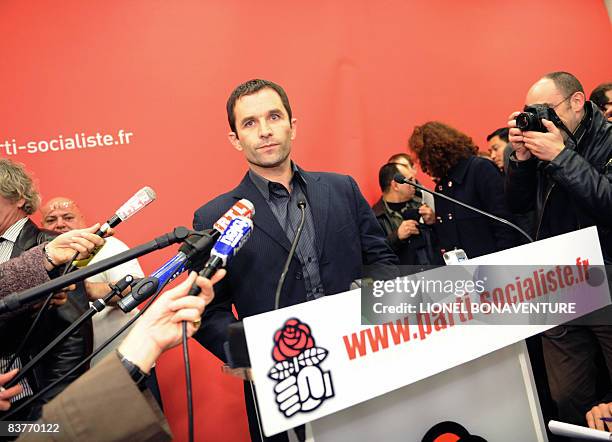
top-left (408, 121), bottom-right (520, 259)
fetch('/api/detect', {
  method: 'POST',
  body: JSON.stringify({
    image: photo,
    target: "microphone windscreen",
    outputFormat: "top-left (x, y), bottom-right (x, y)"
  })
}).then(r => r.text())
top-left (393, 173), bottom-right (407, 184)
top-left (115, 186), bottom-right (157, 221)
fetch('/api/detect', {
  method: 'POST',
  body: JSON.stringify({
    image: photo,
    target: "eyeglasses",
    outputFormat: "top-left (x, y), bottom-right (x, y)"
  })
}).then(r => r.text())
top-left (550, 94), bottom-right (573, 110)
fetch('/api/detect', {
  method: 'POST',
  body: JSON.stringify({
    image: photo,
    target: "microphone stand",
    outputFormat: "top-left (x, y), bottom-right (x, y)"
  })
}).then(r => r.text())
top-left (0, 227), bottom-right (192, 315)
top-left (393, 173), bottom-right (534, 244)
top-left (3, 275), bottom-right (136, 389)
top-left (3, 228), bottom-right (219, 388)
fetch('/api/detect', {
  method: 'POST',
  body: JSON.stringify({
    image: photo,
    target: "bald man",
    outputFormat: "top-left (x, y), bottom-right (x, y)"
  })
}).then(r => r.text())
top-left (40, 197), bottom-right (145, 365)
top-left (507, 71), bottom-right (612, 427)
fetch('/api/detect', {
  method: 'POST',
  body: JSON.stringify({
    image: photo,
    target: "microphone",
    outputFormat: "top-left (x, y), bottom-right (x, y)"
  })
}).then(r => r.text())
top-left (67, 186), bottom-right (157, 271)
top-left (118, 200), bottom-right (255, 312)
top-left (97, 186), bottom-right (157, 236)
top-left (393, 173), bottom-right (533, 244)
top-left (0, 227), bottom-right (191, 315)
top-left (274, 199), bottom-right (307, 310)
top-left (188, 216), bottom-right (253, 295)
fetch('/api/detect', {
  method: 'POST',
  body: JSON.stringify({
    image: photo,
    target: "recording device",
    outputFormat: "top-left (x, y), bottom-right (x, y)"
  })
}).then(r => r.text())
top-left (188, 215), bottom-right (253, 295)
top-left (443, 249), bottom-right (469, 265)
top-left (118, 200), bottom-right (255, 311)
top-left (71, 186), bottom-right (157, 269)
top-left (97, 186), bottom-right (157, 236)
top-left (515, 104), bottom-right (555, 133)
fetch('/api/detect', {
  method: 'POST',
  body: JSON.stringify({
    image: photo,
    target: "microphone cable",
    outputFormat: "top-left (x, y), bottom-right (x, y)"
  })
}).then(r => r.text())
top-left (0, 276), bottom-right (172, 421)
top-left (182, 321), bottom-right (194, 442)
top-left (274, 200), bottom-right (307, 310)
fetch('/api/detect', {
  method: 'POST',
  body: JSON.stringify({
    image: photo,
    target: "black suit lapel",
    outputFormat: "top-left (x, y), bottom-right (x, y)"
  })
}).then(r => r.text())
top-left (232, 174), bottom-right (292, 253)
top-left (10, 219), bottom-right (36, 258)
top-left (301, 171), bottom-right (330, 259)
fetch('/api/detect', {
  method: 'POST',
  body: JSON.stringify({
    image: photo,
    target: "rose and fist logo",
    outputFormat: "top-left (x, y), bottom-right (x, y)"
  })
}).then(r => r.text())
top-left (268, 318), bottom-right (335, 417)
top-left (422, 421), bottom-right (487, 442)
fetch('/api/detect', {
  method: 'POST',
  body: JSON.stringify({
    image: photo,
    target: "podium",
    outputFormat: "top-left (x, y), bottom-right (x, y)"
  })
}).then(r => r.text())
top-left (239, 227), bottom-right (609, 440)
top-left (310, 340), bottom-right (545, 441)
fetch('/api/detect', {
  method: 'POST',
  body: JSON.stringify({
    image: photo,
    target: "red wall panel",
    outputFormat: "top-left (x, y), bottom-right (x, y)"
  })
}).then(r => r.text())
top-left (1, 1), bottom-right (610, 440)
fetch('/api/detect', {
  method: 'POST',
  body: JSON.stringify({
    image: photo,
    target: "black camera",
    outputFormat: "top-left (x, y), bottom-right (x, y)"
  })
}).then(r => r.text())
top-left (515, 104), bottom-right (552, 132)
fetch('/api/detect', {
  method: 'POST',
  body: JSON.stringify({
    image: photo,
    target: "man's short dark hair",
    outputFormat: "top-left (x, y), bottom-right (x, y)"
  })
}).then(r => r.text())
top-left (543, 71), bottom-right (584, 98)
top-left (590, 82), bottom-right (612, 112)
top-left (226, 79), bottom-right (293, 134)
top-left (486, 127), bottom-right (509, 143)
top-left (379, 163), bottom-right (402, 193)
top-left (387, 152), bottom-right (414, 167)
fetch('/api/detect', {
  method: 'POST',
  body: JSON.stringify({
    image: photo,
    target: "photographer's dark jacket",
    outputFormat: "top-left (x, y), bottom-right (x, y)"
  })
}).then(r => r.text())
top-left (0, 219), bottom-right (92, 420)
top-left (432, 156), bottom-right (521, 259)
top-left (506, 102), bottom-right (612, 263)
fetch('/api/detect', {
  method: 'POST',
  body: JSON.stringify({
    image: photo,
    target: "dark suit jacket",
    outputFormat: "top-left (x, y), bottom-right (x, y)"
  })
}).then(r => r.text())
top-left (192, 169), bottom-right (399, 361)
top-left (433, 156), bottom-right (521, 259)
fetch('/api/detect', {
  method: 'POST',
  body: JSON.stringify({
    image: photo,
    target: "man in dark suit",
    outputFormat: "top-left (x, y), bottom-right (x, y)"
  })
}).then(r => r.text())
top-left (192, 79), bottom-right (398, 441)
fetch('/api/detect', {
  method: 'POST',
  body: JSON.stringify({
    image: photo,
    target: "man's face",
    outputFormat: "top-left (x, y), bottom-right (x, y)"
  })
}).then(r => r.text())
top-left (0, 194), bottom-right (25, 236)
top-left (394, 164), bottom-right (416, 201)
top-left (525, 78), bottom-right (585, 135)
top-left (41, 199), bottom-right (85, 233)
top-left (228, 88), bottom-right (296, 171)
top-left (487, 136), bottom-right (506, 171)
top-left (603, 90), bottom-right (612, 121)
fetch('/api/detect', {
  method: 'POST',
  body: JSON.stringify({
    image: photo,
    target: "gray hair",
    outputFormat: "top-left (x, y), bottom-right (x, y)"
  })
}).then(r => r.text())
top-left (0, 159), bottom-right (41, 214)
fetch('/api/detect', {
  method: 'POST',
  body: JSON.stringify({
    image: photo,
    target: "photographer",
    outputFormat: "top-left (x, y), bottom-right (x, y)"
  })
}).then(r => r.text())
top-left (506, 71), bottom-right (612, 427)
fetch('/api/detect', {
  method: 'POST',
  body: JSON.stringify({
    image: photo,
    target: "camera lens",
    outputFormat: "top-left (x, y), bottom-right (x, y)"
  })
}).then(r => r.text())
top-left (516, 112), bottom-right (531, 130)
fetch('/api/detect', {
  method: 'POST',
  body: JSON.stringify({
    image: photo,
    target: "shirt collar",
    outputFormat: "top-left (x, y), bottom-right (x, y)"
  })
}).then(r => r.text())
top-left (248, 162), bottom-right (306, 201)
top-left (1, 217), bottom-right (28, 243)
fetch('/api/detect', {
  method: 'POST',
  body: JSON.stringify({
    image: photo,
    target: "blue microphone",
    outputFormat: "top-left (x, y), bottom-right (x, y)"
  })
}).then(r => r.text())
top-left (117, 201), bottom-right (255, 312)
top-left (117, 251), bottom-right (189, 312)
top-left (188, 216), bottom-right (253, 295)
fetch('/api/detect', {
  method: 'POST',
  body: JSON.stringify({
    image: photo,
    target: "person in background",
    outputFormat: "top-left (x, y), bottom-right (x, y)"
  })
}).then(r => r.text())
top-left (408, 121), bottom-right (520, 260)
top-left (486, 127), bottom-right (512, 172)
top-left (0, 159), bottom-right (91, 421)
top-left (589, 82), bottom-right (612, 121)
top-left (40, 197), bottom-right (145, 366)
top-left (372, 157), bottom-right (441, 266)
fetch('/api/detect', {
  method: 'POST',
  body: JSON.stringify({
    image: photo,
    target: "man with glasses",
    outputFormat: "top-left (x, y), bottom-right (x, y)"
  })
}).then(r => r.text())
top-left (506, 71), bottom-right (612, 428)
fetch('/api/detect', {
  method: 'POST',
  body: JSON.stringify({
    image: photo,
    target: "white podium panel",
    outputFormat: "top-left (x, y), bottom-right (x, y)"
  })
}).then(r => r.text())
top-left (244, 227), bottom-right (609, 437)
top-left (310, 340), bottom-right (546, 442)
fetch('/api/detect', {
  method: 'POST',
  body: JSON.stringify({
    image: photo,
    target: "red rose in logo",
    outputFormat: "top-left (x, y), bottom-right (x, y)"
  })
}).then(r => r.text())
top-left (272, 318), bottom-right (315, 361)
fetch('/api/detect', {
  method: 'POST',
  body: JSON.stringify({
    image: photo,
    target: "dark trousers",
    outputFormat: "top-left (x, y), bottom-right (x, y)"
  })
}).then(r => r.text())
top-left (542, 325), bottom-right (612, 425)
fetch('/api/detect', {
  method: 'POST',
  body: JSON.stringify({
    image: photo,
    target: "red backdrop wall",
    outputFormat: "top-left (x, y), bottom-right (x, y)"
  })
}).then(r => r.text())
top-left (1, 1), bottom-right (610, 440)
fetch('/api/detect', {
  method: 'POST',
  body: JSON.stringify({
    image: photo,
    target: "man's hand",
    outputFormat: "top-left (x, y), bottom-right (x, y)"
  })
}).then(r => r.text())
top-left (586, 402), bottom-right (612, 431)
top-left (397, 220), bottom-right (419, 240)
top-left (117, 270), bottom-right (225, 374)
top-left (522, 119), bottom-right (565, 161)
top-left (508, 112), bottom-right (532, 161)
top-left (418, 204), bottom-right (435, 225)
top-left (0, 369), bottom-right (23, 411)
top-left (44, 224), bottom-right (106, 270)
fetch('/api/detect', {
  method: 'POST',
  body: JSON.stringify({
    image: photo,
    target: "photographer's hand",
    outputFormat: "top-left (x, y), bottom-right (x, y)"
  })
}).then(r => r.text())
top-left (508, 112), bottom-right (532, 161)
top-left (522, 118), bottom-right (565, 161)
